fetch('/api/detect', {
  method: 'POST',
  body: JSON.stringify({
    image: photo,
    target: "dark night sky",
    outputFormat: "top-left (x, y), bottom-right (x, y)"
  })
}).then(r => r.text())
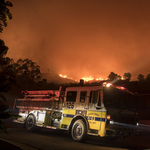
top-left (1, 0), bottom-right (150, 80)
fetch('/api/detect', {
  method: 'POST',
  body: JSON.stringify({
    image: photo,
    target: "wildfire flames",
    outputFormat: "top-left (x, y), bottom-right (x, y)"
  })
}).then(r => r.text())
top-left (59, 74), bottom-right (78, 82)
top-left (59, 74), bottom-right (105, 82)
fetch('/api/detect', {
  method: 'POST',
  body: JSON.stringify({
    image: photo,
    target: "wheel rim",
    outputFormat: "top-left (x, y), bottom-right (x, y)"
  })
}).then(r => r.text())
top-left (73, 123), bottom-right (83, 139)
top-left (27, 117), bottom-right (34, 130)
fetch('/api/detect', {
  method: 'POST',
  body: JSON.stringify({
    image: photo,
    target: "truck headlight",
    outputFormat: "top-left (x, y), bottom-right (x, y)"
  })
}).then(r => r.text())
top-left (110, 120), bottom-right (114, 124)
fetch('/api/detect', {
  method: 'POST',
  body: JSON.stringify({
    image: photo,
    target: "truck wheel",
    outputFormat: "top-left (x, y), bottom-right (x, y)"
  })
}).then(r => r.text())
top-left (26, 114), bottom-right (36, 131)
top-left (71, 119), bottom-right (87, 142)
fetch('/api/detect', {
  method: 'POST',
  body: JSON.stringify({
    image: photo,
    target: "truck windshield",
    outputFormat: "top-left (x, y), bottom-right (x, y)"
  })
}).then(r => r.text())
top-left (103, 87), bottom-right (136, 110)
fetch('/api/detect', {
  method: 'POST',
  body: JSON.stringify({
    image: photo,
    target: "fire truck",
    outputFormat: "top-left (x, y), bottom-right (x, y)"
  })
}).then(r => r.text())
top-left (14, 83), bottom-right (139, 142)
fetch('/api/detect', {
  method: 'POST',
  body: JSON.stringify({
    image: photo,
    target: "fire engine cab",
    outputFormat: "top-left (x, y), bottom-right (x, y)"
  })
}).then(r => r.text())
top-left (14, 83), bottom-right (139, 142)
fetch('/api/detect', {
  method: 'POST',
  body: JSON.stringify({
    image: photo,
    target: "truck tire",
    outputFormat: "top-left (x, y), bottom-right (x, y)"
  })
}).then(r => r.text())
top-left (71, 119), bottom-right (87, 142)
top-left (26, 114), bottom-right (36, 131)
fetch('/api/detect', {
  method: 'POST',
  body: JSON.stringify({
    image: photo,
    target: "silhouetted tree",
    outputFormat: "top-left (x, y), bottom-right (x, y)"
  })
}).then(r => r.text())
top-left (0, 1), bottom-right (19, 134)
top-left (0, 40), bottom-right (18, 133)
top-left (108, 72), bottom-right (119, 81)
top-left (0, 64), bottom-right (16, 92)
top-left (0, 0), bottom-right (13, 32)
top-left (0, 39), bottom-right (8, 57)
top-left (137, 74), bottom-right (144, 81)
top-left (0, 2), bottom-right (15, 92)
top-left (123, 72), bottom-right (131, 81)
top-left (0, 93), bottom-right (20, 133)
top-left (14, 59), bottom-right (42, 89)
top-left (146, 74), bottom-right (150, 82)
top-left (117, 75), bottom-right (121, 80)
top-left (36, 78), bottom-right (48, 90)
top-left (0, 40), bottom-right (16, 92)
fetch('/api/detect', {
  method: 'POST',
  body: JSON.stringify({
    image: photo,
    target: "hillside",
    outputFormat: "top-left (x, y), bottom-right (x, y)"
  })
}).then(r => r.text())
top-left (41, 73), bottom-right (77, 84)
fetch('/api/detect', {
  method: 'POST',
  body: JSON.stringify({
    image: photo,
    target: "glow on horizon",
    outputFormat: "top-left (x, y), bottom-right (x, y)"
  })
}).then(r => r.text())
top-left (59, 74), bottom-right (105, 82)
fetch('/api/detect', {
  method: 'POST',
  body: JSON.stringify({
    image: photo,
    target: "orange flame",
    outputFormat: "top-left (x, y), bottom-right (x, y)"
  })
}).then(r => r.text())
top-left (59, 74), bottom-right (79, 82)
top-left (59, 74), bottom-right (67, 78)
top-left (59, 74), bottom-right (105, 82)
top-left (81, 77), bottom-right (94, 82)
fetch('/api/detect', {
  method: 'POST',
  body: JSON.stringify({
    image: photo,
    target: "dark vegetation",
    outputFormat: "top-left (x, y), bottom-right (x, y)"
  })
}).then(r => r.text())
top-left (0, 0), bottom-right (20, 134)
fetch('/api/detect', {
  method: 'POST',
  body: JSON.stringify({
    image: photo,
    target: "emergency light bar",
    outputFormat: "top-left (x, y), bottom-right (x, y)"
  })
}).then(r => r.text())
top-left (103, 82), bottom-right (127, 91)
top-left (102, 82), bottom-right (112, 87)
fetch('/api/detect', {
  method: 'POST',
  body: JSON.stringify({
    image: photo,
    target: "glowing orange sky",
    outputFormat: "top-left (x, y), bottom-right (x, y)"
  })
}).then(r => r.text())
top-left (1, 0), bottom-right (150, 80)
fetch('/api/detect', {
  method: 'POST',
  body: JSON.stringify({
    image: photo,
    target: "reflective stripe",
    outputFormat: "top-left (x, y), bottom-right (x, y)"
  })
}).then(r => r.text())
top-left (63, 114), bottom-right (74, 118)
top-left (86, 116), bottom-right (106, 122)
top-left (95, 117), bottom-right (106, 122)
top-left (63, 113), bottom-right (106, 122)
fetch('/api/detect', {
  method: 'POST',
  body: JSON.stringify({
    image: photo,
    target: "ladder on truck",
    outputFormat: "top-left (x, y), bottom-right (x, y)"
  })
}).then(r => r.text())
top-left (14, 87), bottom-right (64, 110)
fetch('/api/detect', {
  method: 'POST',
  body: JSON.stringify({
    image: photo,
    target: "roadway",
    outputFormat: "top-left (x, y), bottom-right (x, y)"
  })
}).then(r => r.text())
top-left (0, 116), bottom-right (150, 150)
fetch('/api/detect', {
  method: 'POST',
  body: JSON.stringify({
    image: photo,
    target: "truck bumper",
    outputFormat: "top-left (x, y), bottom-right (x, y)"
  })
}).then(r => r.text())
top-left (105, 122), bottom-right (140, 138)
